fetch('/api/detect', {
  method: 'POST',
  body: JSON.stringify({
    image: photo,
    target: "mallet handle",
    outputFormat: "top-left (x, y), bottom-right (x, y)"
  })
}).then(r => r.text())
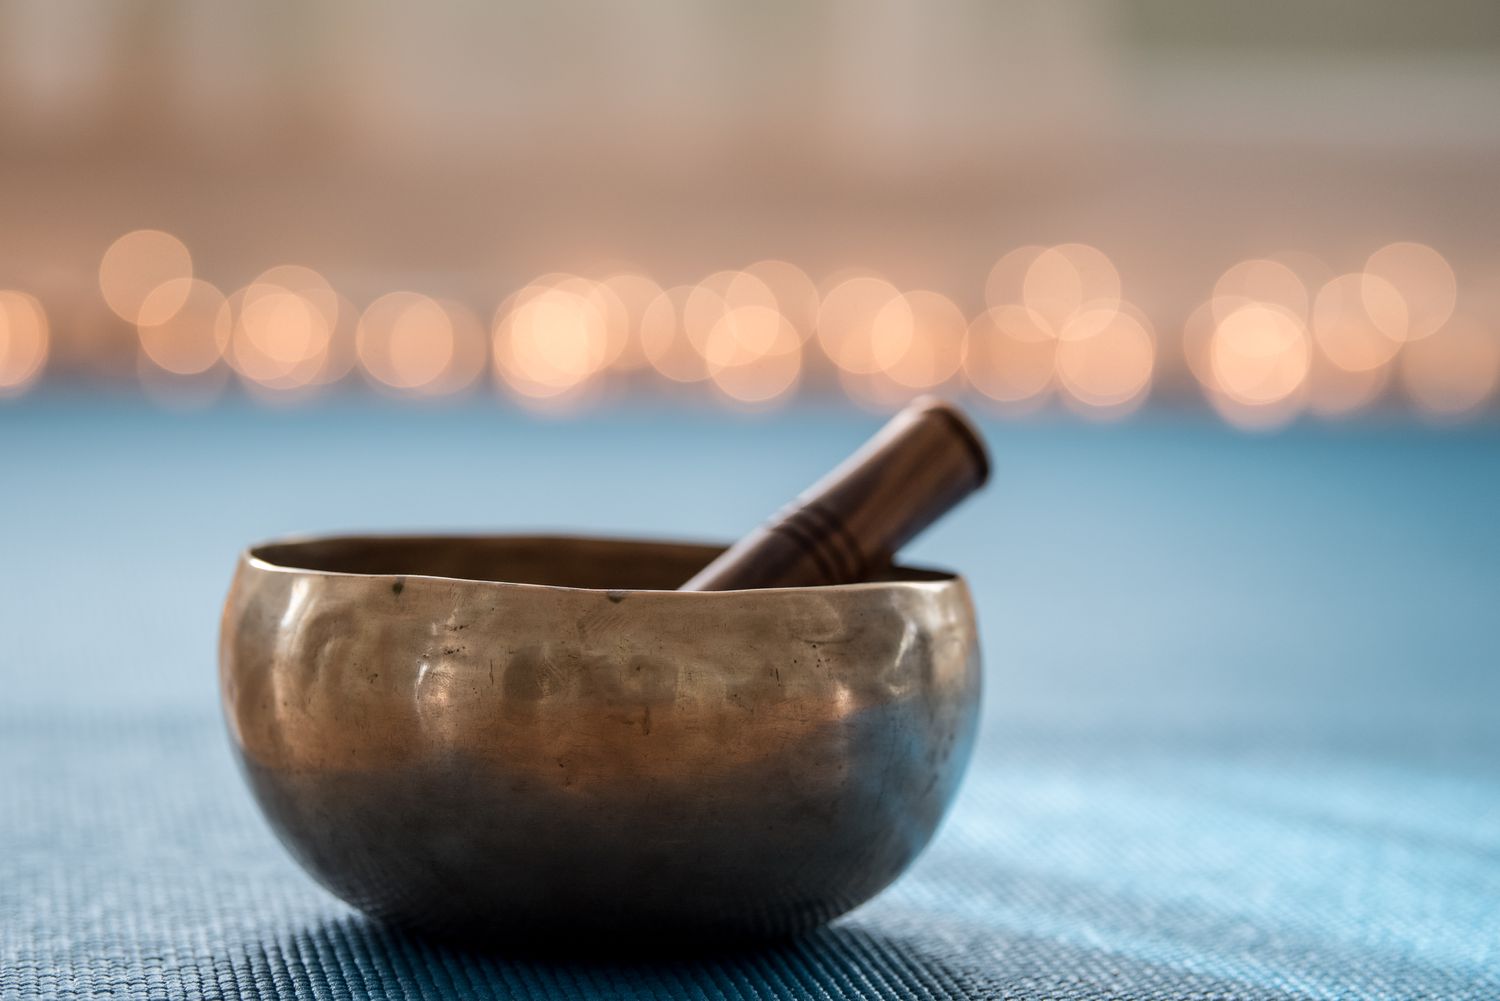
top-left (680, 396), bottom-right (990, 591)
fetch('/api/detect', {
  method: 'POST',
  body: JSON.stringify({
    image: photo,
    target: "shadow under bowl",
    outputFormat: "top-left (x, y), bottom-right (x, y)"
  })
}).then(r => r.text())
top-left (220, 534), bottom-right (981, 943)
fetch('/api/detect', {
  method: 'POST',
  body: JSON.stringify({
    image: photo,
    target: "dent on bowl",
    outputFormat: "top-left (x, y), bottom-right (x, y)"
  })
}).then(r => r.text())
top-left (220, 534), bottom-right (981, 942)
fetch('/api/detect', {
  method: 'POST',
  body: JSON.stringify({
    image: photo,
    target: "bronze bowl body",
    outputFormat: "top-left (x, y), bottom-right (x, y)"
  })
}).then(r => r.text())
top-left (220, 534), bottom-right (982, 942)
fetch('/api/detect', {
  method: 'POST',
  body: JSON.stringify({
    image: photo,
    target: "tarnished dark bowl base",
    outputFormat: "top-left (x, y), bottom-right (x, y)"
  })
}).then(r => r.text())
top-left (221, 535), bottom-right (981, 943)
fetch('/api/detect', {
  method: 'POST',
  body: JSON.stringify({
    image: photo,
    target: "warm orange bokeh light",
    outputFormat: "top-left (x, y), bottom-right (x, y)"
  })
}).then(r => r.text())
top-left (1311, 273), bottom-right (1404, 372)
top-left (493, 281), bottom-right (610, 398)
top-left (242, 266), bottom-right (354, 386)
top-left (1399, 318), bottom-right (1500, 418)
top-left (250, 265), bottom-right (340, 327)
top-left (640, 285), bottom-right (711, 384)
top-left (983, 245), bottom-right (1046, 311)
top-left (229, 286), bottom-right (333, 390)
top-left (597, 273), bottom-right (664, 371)
top-left (682, 272), bottom-right (775, 363)
top-left (1181, 300), bottom-right (1218, 389)
top-left (509, 275), bottom-right (630, 374)
top-left (135, 278), bottom-right (231, 375)
top-left (0, 290), bottom-right (50, 394)
top-left (963, 305), bottom-right (1055, 406)
top-left (99, 230), bottom-right (193, 325)
top-left (358, 291), bottom-right (471, 393)
top-left (704, 304), bottom-right (802, 404)
top-left (22, 235), bottom-right (1500, 424)
top-left (872, 290), bottom-right (966, 390)
top-left (1055, 306), bottom-right (1155, 415)
top-left (1209, 303), bottom-right (1311, 407)
top-left (1364, 241), bottom-right (1456, 342)
top-left (312, 293), bottom-right (360, 387)
top-left (701, 270), bottom-right (780, 313)
top-left (1023, 244), bottom-right (1121, 327)
top-left (817, 276), bottom-right (906, 374)
top-left (743, 259), bottom-right (820, 339)
top-left (434, 300), bottom-right (490, 396)
top-left (579, 281), bottom-right (630, 371)
top-left (1212, 259), bottom-right (1308, 324)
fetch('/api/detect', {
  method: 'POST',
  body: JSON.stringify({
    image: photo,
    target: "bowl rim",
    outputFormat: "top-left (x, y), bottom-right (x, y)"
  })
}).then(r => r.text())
top-left (241, 531), bottom-right (963, 598)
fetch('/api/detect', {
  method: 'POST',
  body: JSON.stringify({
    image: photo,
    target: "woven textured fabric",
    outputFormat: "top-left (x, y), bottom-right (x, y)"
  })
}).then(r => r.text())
top-left (3, 401), bottom-right (1498, 999)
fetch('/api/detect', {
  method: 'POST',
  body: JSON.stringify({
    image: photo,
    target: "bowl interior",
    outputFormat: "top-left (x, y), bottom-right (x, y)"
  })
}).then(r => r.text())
top-left (249, 535), bottom-right (954, 591)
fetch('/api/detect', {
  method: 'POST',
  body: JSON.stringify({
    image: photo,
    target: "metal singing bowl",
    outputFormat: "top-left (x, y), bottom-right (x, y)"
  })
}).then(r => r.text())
top-left (220, 534), bottom-right (982, 942)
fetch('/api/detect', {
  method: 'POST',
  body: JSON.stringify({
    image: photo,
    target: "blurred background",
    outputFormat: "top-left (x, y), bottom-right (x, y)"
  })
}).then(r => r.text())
top-left (4, 5), bottom-right (1499, 998)
top-left (2, 0), bottom-right (1500, 423)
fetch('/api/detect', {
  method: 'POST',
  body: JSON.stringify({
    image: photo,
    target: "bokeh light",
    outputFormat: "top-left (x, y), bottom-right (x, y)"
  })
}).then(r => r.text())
top-left (1311, 273), bottom-right (1404, 372)
top-left (1181, 299), bottom-right (1219, 390)
top-left (963, 305), bottom-right (1055, 407)
top-left (358, 292), bottom-right (485, 396)
top-left (250, 266), bottom-right (340, 328)
top-left (493, 280), bottom-right (610, 399)
top-left (681, 271), bottom-right (780, 379)
top-left (1209, 302), bottom-right (1311, 408)
top-left (704, 304), bottom-right (802, 405)
top-left (22, 231), bottom-right (1500, 425)
top-left (314, 293), bottom-right (361, 387)
top-left (578, 280), bottom-right (631, 372)
top-left (228, 285), bottom-right (333, 392)
top-left (640, 284), bottom-right (711, 384)
top-left (1364, 242), bottom-right (1456, 341)
top-left (1023, 244), bottom-right (1121, 327)
top-left (432, 300), bottom-right (489, 396)
top-left (135, 278), bottom-right (231, 376)
top-left (697, 269), bottom-right (780, 314)
top-left (597, 273), bottom-right (664, 371)
top-left (362, 293), bottom-right (453, 391)
top-left (983, 245), bottom-right (1046, 311)
top-left (98, 230), bottom-right (193, 325)
top-left (833, 289), bottom-right (966, 409)
top-left (743, 259), bottom-right (820, 339)
top-left (872, 290), bottom-right (966, 390)
top-left (817, 276), bottom-right (907, 374)
top-left (242, 267), bottom-right (354, 386)
top-left (1055, 306), bottom-right (1155, 416)
top-left (1212, 259), bottom-right (1308, 324)
top-left (0, 290), bottom-right (50, 395)
top-left (1202, 301), bottom-right (1313, 430)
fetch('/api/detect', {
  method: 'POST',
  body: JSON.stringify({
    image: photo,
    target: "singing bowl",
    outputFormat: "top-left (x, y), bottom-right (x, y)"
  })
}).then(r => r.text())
top-left (220, 534), bottom-right (982, 943)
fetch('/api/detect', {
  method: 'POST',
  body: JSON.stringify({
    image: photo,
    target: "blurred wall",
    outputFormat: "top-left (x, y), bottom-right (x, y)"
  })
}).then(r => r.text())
top-left (1, 1), bottom-right (1498, 418)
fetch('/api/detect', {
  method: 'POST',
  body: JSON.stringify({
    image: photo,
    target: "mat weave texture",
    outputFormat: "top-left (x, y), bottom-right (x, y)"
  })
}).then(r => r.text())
top-left (5, 709), bottom-right (1497, 1000)
top-left (3, 403), bottom-right (1498, 998)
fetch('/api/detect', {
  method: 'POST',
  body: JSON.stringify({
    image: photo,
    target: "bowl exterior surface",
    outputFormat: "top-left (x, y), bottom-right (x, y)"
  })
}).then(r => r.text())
top-left (220, 535), bottom-right (981, 940)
